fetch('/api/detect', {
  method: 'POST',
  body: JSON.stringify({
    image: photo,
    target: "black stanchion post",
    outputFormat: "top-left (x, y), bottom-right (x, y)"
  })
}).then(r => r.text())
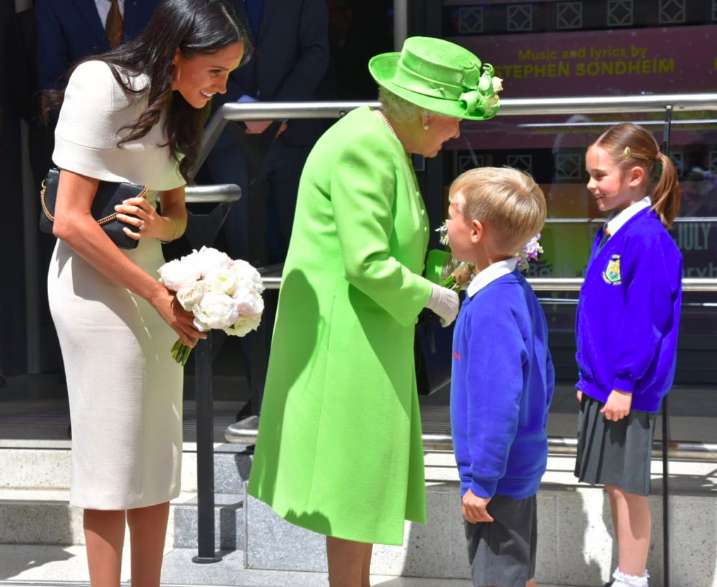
top-left (192, 332), bottom-right (220, 563)
top-left (181, 184), bottom-right (241, 562)
top-left (661, 104), bottom-right (673, 587)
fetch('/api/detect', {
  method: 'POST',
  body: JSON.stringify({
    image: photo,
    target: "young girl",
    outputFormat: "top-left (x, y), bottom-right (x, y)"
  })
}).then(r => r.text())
top-left (575, 123), bottom-right (683, 587)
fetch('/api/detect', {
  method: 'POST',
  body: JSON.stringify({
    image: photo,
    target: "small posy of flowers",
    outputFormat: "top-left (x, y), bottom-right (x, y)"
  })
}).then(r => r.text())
top-left (435, 223), bottom-right (473, 291)
top-left (435, 222), bottom-right (543, 291)
top-left (519, 235), bottom-right (543, 271)
top-left (157, 246), bottom-right (265, 365)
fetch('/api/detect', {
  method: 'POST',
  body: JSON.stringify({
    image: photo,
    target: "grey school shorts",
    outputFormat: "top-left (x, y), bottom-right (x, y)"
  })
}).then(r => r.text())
top-left (464, 494), bottom-right (537, 587)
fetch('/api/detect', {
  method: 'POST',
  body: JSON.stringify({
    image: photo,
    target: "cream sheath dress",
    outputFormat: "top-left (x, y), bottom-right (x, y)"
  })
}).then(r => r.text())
top-left (48, 60), bottom-right (186, 510)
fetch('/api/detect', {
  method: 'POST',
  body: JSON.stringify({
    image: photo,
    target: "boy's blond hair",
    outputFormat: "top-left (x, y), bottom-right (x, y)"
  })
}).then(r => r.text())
top-left (449, 167), bottom-right (547, 255)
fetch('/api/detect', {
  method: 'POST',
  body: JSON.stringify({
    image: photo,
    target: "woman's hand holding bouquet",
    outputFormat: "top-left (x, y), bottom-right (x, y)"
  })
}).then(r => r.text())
top-left (158, 247), bottom-right (265, 365)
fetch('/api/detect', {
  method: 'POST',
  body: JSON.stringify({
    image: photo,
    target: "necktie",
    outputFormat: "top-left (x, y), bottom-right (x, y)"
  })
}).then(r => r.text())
top-left (597, 226), bottom-right (610, 251)
top-left (106, 0), bottom-right (124, 49)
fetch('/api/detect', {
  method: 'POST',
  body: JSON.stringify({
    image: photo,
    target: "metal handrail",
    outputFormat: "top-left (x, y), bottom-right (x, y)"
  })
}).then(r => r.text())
top-left (185, 183), bottom-right (241, 204)
top-left (195, 92), bottom-right (717, 175)
top-left (528, 278), bottom-right (717, 293)
top-left (545, 217), bottom-right (717, 224)
top-left (258, 276), bottom-right (717, 293)
top-left (223, 417), bottom-right (717, 461)
top-left (499, 93), bottom-right (717, 116)
top-left (428, 435), bottom-right (717, 461)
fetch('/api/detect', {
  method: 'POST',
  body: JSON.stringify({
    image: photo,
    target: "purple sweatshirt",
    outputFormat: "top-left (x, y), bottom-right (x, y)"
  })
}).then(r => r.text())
top-left (451, 271), bottom-right (554, 499)
top-left (576, 208), bottom-right (682, 413)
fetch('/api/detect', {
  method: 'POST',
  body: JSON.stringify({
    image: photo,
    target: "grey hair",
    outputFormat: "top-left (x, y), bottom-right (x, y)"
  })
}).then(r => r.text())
top-left (378, 86), bottom-right (427, 126)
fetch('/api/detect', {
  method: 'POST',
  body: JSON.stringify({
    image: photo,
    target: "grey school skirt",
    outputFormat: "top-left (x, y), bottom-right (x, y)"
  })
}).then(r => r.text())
top-left (574, 395), bottom-right (656, 496)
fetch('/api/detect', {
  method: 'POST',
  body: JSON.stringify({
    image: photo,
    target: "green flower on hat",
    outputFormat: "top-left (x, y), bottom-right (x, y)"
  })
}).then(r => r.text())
top-left (458, 64), bottom-right (502, 119)
top-left (369, 36), bottom-right (503, 121)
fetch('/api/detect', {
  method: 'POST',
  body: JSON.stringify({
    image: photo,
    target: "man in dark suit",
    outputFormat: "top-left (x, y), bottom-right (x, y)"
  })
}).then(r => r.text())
top-left (198, 0), bottom-right (328, 419)
top-left (1, 1), bottom-right (33, 381)
top-left (204, 0), bottom-right (330, 265)
top-left (36, 0), bottom-right (159, 92)
top-left (34, 0), bottom-right (160, 174)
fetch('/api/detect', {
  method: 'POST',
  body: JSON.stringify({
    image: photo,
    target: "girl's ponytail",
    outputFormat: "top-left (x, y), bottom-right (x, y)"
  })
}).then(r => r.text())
top-left (593, 123), bottom-right (681, 228)
top-left (652, 151), bottom-right (681, 228)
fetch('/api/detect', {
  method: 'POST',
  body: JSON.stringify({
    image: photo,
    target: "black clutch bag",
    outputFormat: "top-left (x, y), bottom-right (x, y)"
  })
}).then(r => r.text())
top-left (39, 167), bottom-right (147, 249)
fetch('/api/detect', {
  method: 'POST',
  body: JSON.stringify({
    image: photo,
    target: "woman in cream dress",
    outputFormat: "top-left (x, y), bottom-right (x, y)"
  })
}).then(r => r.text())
top-left (46, 1), bottom-right (250, 584)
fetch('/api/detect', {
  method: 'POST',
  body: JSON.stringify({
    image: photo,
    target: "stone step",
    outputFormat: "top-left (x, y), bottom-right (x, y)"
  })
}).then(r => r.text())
top-left (4, 444), bottom-right (717, 585)
top-left (0, 489), bottom-right (245, 553)
top-left (0, 443), bottom-right (72, 491)
top-left (0, 489), bottom-right (84, 546)
top-left (244, 476), bottom-right (717, 587)
top-left (1, 480), bottom-right (714, 586)
top-left (0, 440), bottom-right (252, 494)
top-left (4, 436), bottom-right (701, 495)
top-left (173, 492), bottom-right (245, 552)
top-left (0, 545), bottom-right (572, 586)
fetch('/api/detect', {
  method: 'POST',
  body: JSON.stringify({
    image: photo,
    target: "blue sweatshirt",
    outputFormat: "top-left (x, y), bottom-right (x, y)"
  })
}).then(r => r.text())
top-left (576, 208), bottom-right (682, 413)
top-left (451, 270), bottom-right (554, 499)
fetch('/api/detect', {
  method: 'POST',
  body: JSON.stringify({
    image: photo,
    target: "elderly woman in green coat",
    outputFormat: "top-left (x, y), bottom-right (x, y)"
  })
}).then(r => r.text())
top-left (248, 36), bottom-right (502, 586)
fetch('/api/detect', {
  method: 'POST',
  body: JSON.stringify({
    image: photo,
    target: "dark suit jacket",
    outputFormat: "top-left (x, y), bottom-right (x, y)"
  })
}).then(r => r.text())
top-left (224, 0), bottom-right (330, 146)
top-left (1, 3), bottom-right (32, 374)
top-left (36, 0), bottom-right (159, 91)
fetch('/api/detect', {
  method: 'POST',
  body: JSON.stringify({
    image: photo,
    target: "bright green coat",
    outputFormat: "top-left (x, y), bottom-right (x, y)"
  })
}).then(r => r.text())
top-left (248, 106), bottom-right (434, 545)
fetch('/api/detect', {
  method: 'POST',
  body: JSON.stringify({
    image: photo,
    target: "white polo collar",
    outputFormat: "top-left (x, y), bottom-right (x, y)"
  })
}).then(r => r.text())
top-left (466, 257), bottom-right (519, 298)
top-left (606, 196), bottom-right (651, 236)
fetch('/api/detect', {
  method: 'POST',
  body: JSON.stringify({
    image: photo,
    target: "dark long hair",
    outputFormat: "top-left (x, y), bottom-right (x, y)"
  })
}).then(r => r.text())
top-left (46, 0), bottom-right (252, 181)
top-left (593, 123), bottom-right (681, 227)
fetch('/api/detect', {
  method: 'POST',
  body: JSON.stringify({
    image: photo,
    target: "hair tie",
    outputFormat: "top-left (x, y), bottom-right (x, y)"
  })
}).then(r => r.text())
top-left (652, 155), bottom-right (664, 179)
top-left (622, 146), bottom-right (632, 159)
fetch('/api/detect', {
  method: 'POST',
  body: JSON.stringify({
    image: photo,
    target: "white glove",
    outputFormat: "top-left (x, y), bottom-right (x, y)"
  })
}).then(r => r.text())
top-left (425, 284), bottom-right (459, 327)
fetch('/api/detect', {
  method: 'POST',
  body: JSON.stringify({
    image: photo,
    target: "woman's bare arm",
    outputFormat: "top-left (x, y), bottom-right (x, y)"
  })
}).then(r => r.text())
top-left (52, 169), bottom-right (203, 347)
top-left (115, 185), bottom-right (188, 243)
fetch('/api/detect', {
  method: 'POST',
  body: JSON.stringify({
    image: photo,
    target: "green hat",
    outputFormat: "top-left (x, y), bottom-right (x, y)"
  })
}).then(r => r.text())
top-left (368, 36), bottom-right (503, 121)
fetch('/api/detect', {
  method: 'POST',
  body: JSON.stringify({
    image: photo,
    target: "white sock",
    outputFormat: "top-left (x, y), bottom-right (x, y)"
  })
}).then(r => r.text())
top-left (612, 568), bottom-right (649, 587)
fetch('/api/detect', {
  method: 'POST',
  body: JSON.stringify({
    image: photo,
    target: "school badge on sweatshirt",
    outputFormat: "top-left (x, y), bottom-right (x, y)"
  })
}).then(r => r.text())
top-left (602, 254), bottom-right (622, 285)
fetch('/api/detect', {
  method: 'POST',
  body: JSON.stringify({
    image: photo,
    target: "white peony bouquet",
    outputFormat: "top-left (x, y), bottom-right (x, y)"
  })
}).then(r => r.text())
top-left (158, 246), bottom-right (265, 365)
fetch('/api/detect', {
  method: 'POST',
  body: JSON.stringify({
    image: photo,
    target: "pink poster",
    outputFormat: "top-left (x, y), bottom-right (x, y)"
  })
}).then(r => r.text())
top-left (443, 25), bottom-right (717, 151)
top-left (451, 25), bottom-right (717, 97)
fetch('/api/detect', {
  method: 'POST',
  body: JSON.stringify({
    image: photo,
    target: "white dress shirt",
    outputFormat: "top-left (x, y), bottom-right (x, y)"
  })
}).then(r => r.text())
top-left (606, 196), bottom-right (652, 236)
top-left (466, 257), bottom-right (519, 298)
top-left (95, 0), bottom-right (125, 27)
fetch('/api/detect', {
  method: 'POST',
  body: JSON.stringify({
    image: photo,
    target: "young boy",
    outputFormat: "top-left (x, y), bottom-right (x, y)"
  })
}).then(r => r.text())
top-left (446, 167), bottom-right (555, 587)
